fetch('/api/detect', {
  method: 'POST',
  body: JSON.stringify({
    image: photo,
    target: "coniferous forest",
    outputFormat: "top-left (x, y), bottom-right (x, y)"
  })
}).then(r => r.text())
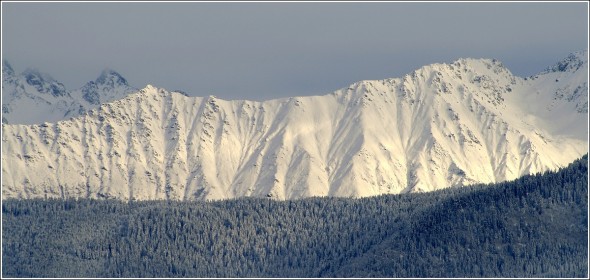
top-left (2, 155), bottom-right (588, 278)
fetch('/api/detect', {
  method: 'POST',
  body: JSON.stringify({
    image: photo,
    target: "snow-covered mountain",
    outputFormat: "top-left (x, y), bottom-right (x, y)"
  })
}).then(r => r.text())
top-left (1, 61), bottom-right (137, 125)
top-left (2, 51), bottom-right (588, 200)
top-left (73, 68), bottom-right (137, 107)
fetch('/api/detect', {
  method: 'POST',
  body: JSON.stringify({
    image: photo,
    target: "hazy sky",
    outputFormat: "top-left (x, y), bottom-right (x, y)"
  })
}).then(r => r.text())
top-left (2, 2), bottom-right (588, 101)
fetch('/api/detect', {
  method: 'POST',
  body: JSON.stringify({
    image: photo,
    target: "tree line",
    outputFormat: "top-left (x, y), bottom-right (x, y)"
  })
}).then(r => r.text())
top-left (2, 155), bottom-right (587, 278)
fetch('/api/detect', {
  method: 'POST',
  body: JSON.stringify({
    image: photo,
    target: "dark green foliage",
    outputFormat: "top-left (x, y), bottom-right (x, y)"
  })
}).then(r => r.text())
top-left (3, 155), bottom-right (588, 277)
top-left (330, 154), bottom-right (588, 278)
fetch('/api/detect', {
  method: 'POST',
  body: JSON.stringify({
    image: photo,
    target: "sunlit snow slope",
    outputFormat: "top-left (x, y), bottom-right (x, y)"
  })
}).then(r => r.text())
top-left (2, 51), bottom-right (587, 200)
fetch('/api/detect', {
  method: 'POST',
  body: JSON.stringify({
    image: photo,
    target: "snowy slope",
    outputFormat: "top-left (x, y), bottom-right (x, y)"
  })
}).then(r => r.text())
top-left (513, 50), bottom-right (588, 140)
top-left (1, 61), bottom-right (137, 125)
top-left (2, 52), bottom-right (588, 200)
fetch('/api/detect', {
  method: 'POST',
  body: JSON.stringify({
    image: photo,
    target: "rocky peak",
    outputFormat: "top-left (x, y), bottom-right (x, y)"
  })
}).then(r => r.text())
top-left (81, 81), bottom-right (100, 105)
top-left (80, 69), bottom-right (134, 105)
top-left (21, 68), bottom-right (68, 97)
top-left (542, 50), bottom-right (588, 74)
top-left (2, 60), bottom-right (14, 76)
top-left (96, 68), bottom-right (129, 88)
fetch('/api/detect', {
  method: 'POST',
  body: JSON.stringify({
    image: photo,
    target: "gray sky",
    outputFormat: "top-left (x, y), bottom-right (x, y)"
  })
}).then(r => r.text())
top-left (2, 2), bottom-right (588, 101)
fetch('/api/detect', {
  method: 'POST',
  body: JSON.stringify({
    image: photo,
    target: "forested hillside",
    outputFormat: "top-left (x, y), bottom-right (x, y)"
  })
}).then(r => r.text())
top-left (2, 155), bottom-right (587, 278)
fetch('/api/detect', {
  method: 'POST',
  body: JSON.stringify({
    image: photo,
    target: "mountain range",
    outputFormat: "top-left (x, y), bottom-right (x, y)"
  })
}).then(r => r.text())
top-left (2, 61), bottom-right (137, 125)
top-left (1, 51), bottom-right (588, 200)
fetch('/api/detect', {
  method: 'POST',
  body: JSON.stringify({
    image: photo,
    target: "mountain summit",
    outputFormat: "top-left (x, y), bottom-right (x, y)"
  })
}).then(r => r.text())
top-left (77, 68), bottom-right (136, 106)
top-left (1, 51), bottom-right (588, 200)
top-left (21, 68), bottom-right (68, 98)
top-left (96, 68), bottom-right (129, 87)
top-left (3, 60), bottom-right (15, 76)
top-left (541, 49), bottom-right (588, 74)
top-left (1, 64), bottom-right (137, 124)
top-left (2, 65), bottom-right (80, 124)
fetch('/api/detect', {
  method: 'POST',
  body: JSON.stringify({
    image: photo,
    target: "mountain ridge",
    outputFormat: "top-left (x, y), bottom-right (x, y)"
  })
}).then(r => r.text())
top-left (1, 51), bottom-right (588, 200)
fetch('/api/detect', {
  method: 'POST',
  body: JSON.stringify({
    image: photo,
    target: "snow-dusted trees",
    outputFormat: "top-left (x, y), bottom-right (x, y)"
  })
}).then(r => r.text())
top-left (2, 155), bottom-right (588, 278)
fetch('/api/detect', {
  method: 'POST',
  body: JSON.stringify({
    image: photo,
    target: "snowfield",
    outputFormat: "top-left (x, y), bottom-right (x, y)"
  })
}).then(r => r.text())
top-left (1, 51), bottom-right (588, 200)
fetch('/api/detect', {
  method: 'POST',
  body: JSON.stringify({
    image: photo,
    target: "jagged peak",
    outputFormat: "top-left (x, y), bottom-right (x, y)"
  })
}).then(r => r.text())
top-left (135, 84), bottom-right (170, 97)
top-left (407, 57), bottom-right (512, 80)
top-left (20, 68), bottom-right (68, 97)
top-left (3, 60), bottom-right (14, 76)
top-left (572, 49), bottom-right (588, 60)
top-left (22, 67), bottom-right (57, 83)
top-left (449, 57), bottom-right (509, 73)
top-left (96, 68), bottom-right (129, 87)
top-left (136, 85), bottom-right (191, 98)
top-left (77, 69), bottom-right (135, 105)
top-left (140, 84), bottom-right (158, 92)
top-left (541, 49), bottom-right (588, 74)
top-left (333, 57), bottom-right (514, 101)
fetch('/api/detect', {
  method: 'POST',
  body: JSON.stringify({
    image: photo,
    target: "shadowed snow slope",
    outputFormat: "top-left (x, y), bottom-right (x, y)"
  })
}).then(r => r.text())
top-left (2, 51), bottom-right (588, 200)
top-left (2, 62), bottom-right (137, 125)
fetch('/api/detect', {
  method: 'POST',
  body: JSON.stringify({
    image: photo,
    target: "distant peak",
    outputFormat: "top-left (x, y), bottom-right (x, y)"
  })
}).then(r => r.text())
top-left (542, 50), bottom-right (588, 74)
top-left (96, 68), bottom-right (128, 86)
top-left (2, 60), bottom-right (14, 76)
top-left (570, 49), bottom-right (588, 61)
top-left (22, 68), bottom-right (52, 80)
top-left (21, 68), bottom-right (67, 97)
top-left (22, 68), bottom-right (61, 85)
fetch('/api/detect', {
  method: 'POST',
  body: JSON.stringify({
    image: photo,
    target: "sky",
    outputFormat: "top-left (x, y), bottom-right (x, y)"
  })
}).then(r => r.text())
top-left (2, 2), bottom-right (588, 101)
